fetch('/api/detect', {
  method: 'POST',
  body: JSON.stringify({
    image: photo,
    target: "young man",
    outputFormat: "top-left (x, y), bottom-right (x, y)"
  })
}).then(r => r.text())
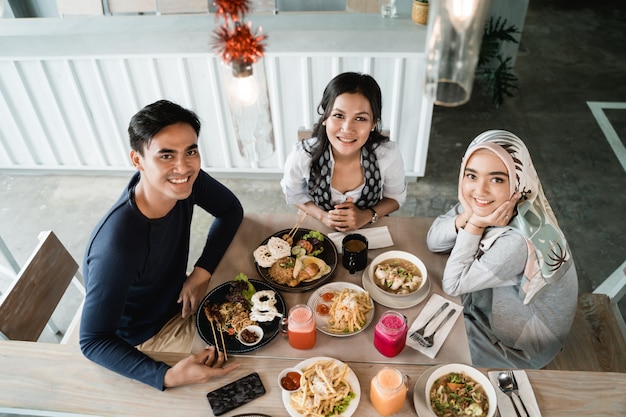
top-left (80, 100), bottom-right (243, 389)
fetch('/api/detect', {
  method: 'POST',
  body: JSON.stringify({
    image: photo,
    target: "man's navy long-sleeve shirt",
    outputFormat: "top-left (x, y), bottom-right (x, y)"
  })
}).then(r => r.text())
top-left (80, 171), bottom-right (243, 389)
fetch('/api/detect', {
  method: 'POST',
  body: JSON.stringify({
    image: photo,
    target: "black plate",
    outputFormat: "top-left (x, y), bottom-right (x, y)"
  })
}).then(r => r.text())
top-left (196, 279), bottom-right (286, 354)
top-left (254, 228), bottom-right (338, 293)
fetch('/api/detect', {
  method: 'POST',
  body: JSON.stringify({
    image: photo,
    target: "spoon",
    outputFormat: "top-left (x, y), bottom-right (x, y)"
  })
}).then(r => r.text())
top-left (509, 370), bottom-right (530, 417)
top-left (497, 371), bottom-right (522, 417)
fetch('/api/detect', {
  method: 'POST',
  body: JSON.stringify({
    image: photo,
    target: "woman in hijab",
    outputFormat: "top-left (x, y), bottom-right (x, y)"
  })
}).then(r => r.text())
top-left (427, 130), bottom-right (578, 368)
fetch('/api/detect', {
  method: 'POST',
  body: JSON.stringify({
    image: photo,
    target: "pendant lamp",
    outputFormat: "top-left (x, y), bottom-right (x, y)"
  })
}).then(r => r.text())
top-left (425, 0), bottom-right (492, 106)
top-left (213, 1), bottom-right (274, 161)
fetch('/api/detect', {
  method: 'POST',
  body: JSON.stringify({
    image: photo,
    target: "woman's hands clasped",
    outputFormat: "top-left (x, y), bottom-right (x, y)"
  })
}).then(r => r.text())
top-left (326, 198), bottom-right (369, 232)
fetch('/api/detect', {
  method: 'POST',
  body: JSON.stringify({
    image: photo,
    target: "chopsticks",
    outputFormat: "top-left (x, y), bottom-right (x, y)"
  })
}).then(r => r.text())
top-left (205, 305), bottom-right (228, 361)
top-left (208, 316), bottom-right (228, 361)
top-left (283, 211), bottom-right (307, 244)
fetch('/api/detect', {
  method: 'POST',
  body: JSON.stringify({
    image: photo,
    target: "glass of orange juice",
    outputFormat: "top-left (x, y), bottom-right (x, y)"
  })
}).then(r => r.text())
top-left (280, 304), bottom-right (316, 349)
top-left (370, 367), bottom-right (410, 416)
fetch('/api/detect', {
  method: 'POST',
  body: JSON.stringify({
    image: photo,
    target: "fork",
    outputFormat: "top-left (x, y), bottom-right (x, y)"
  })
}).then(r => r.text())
top-left (509, 370), bottom-right (530, 417)
top-left (409, 302), bottom-right (449, 341)
top-left (413, 308), bottom-right (456, 348)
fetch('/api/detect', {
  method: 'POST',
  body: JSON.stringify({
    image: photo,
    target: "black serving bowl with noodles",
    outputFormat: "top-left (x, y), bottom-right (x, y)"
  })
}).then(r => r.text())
top-left (255, 228), bottom-right (338, 293)
top-left (196, 279), bottom-right (286, 353)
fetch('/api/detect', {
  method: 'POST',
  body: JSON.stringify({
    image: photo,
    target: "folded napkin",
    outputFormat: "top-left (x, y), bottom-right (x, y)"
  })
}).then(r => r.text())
top-left (488, 370), bottom-right (542, 417)
top-left (328, 226), bottom-right (394, 250)
top-left (406, 293), bottom-right (462, 358)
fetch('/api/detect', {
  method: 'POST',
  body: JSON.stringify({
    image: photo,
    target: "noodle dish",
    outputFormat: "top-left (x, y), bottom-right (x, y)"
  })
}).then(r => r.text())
top-left (425, 364), bottom-right (497, 417)
top-left (367, 250), bottom-right (428, 298)
top-left (195, 274), bottom-right (286, 353)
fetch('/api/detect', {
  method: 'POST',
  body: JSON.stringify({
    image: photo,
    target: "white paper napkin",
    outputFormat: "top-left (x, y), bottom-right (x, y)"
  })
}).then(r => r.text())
top-left (406, 293), bottom-right (462, 358)
top-left (328, 226), bottom-right (394, 250)
top-left (488, 370), bottom-right (542, 417)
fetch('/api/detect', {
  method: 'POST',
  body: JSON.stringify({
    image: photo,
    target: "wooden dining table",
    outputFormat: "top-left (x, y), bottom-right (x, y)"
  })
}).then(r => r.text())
top-left (189, 213), bottom-right (472, 365)
top-left (0, 341), bottom-right (624, 416)
top-left (1, 214), bottom-right (625, 416)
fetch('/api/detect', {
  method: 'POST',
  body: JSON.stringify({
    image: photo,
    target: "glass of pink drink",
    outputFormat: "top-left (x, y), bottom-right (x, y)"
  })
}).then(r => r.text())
top-left (373, 311), bottom-right (408, 357)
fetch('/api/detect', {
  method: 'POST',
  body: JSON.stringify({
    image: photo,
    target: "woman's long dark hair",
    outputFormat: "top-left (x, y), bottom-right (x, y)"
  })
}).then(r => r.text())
top-left (306, 72), bottom-right (389, 181)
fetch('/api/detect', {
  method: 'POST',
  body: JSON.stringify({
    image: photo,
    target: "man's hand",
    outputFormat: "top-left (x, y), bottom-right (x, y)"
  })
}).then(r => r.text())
top-left (178, 266), bottom-right (211, 319)
top-left (163, 346), bottom-right (240, 388)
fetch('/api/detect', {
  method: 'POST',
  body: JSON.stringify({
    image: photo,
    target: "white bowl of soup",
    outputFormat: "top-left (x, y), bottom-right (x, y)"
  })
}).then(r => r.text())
top-left (367, 251), bottom-right (428, 298)
top-left (425, 363), bottom-right (497, 417)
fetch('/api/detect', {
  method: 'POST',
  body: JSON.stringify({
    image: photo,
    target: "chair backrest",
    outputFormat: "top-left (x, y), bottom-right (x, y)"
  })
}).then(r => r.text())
top-left (0, 231), bottom-right (79, 342)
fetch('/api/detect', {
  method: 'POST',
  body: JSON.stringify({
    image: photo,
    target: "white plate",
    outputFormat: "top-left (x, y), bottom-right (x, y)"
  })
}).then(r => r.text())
top-left (412, 365), bottom-right (440, 417)
top-left (307, 282), bottom-right (375, 337)
top-left (282, 356), bottom-right (361, 417)
top-left (362, 266), bottom-right (430, 309)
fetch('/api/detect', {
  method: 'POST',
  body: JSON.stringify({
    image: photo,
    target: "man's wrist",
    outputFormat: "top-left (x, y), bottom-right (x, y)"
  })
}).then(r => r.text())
top-left (192, 266), bottom-right (212, 282)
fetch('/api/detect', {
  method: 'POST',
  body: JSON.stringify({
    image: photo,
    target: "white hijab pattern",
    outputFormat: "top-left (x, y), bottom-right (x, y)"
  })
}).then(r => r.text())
top-left (461, 130), bottom-right (571, 304)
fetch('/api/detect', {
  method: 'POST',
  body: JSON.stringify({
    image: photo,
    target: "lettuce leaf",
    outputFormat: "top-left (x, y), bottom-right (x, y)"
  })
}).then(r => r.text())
top-left (234, 273), bottom-right (256, 303)
top-left (329, 391), bottom-right (356, 416)
top-left (302, 230), bottom-right (325, 256)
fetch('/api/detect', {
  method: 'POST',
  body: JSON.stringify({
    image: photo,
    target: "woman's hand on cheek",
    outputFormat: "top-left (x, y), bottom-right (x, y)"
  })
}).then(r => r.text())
top-left (456, 188), bottom-right (473, 229)
top-left (472, 192), bottom-right (519, 228)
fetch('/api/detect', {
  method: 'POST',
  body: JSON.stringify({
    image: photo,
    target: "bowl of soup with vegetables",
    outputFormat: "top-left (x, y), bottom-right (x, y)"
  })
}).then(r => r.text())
top-left (367, 251), bottom-right (428, 298)
top-left (426, 363), bottom-right (497, 417)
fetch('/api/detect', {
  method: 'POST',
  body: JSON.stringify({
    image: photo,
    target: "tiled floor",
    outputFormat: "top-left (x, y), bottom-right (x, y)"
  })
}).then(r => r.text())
top-left (1, 0), bottom-right (625, 345)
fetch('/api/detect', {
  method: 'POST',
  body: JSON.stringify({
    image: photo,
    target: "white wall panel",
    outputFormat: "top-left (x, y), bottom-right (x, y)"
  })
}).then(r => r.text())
top-left (1, 53), bottom-right (431, 177)
top-left (0, 14), bottom-right (433, 178)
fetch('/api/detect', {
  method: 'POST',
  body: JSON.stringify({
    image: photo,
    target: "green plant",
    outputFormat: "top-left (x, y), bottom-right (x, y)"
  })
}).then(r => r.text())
top-left (476, 17), bottom-right (521, 108)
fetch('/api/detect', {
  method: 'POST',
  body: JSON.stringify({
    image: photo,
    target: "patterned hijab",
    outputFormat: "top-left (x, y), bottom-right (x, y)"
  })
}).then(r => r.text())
top-left (460, 130), bottom-right (571, 304)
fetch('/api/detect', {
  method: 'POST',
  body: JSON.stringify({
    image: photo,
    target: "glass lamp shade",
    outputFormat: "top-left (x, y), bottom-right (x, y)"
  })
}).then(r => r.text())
top-left (425, 0), bottom-right (492, 107)
top-left (221, 59), bottom-right (275, 161)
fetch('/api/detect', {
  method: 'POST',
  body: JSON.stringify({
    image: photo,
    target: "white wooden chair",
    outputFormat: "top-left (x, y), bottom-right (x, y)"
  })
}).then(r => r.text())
top-left (0, 231), bottom-right (85, 343)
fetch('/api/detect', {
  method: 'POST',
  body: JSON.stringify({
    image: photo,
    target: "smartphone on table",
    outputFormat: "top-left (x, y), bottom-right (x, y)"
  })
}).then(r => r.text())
top-left (206, 372), bottom-right (266, 416)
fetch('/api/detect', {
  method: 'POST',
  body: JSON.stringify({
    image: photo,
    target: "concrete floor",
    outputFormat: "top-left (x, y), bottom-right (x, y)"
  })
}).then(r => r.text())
top-left (1, 0), bottom-right (625, 345)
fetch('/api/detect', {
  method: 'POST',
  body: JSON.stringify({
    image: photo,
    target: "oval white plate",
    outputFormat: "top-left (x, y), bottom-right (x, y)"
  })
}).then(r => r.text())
top-left (307, 282), bottom-right (375, 337)
top-left (282, 356), bottom-right (361, 417)
top-left (362, 266), bottom-right (430, 309)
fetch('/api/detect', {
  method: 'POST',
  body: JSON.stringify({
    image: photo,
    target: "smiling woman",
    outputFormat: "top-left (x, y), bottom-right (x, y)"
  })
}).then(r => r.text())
top-left (280, 72), bottom-right (408, 233)
top-left (426, 130), bottom-right (579, 370)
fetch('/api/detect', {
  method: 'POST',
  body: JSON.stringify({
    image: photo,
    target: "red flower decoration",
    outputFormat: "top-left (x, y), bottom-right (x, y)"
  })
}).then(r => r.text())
top-left (213, 0), bottom-right (250, 21)
top-left (213, 21), bottom-right (267, 65)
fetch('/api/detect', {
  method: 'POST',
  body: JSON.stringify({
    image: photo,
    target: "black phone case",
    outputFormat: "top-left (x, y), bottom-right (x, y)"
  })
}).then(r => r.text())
top-left (206, 372), bottom-right (266, 416)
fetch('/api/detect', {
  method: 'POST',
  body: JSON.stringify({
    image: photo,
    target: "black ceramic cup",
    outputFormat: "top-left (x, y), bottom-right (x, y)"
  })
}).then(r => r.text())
top-left (342, 233), bottom-right (368, 274)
